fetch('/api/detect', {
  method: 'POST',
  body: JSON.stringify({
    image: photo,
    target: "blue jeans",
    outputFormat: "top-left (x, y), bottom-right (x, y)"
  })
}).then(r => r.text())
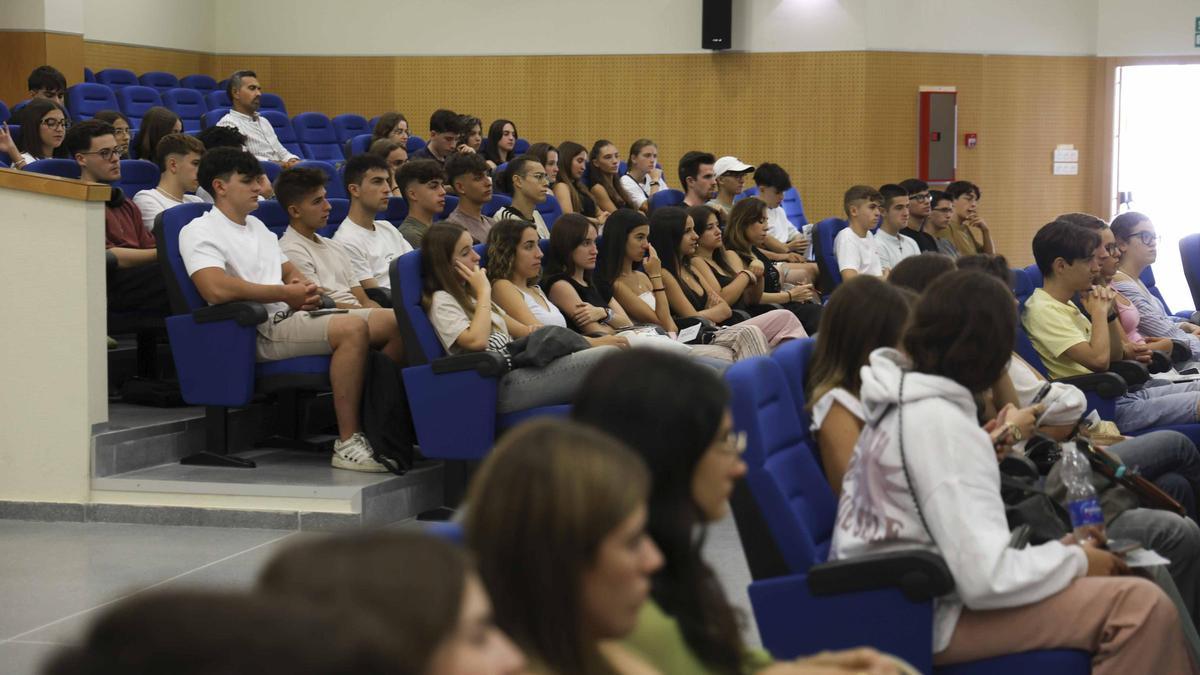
top-left (1109, 507), bottom-right (1200, 631)
top-left (1113, 379), bottom-right (1200, 432)
top-left (1109, 431), bottom-right (1200, 519)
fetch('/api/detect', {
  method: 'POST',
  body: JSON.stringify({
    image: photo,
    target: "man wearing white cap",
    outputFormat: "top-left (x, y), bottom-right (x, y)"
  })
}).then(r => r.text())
top-left (707, 155), bottom-right (755, 216)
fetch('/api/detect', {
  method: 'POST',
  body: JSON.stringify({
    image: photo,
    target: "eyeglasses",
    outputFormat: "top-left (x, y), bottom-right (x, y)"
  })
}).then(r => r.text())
top-left (78, 147), bottom-right (120, 161)
top-left (524, 172), bottom-right (549, 184)
top-left (41, 118), bottom-right (70, 130)
top-left (1103, 243), bottom-right (1120, 255)
top-left (715, 430), bottom-right (747, 458)
top-left (112, 127), bottom-right (131, 137)
top-left (1130, 231), bottom-right (1160, 246)
top-left (910, 193), bottom-right (931, 202)
top-left (931, 207), bottom-right (953, 214)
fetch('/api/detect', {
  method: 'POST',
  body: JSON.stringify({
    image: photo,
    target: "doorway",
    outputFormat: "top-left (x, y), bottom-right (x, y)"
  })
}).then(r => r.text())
top-left (1113, 64), bottom-right (1200, 311)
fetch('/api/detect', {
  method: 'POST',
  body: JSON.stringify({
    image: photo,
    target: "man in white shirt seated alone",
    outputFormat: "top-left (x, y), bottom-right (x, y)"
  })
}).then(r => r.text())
top-left (833, 185), bottom-right (885, 280)
top-left (873, 183), bottom-right (921, 272)
top-left (132, 133), bottom-right (205, 231)
top-left (178, 147), bottom-right (385, 473)
top-left (216, 70), bottom-right (300, 168)
top-left (332, 154), bottom-right (413, 294)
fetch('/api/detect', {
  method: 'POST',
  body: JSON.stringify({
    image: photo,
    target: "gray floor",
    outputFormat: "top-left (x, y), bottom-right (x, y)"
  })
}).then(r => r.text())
top-left (0, 512), bottom-right (756, 675)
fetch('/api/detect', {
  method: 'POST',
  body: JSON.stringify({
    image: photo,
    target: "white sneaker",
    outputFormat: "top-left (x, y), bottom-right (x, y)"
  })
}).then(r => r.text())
top-left (331, 433), bottom-right (389, 473)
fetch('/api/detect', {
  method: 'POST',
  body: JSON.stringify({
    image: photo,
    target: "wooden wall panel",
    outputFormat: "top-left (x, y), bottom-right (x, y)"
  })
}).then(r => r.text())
top-left (82, 44), bottom-right (1100, 266)
top-left (0, 32), bottom-right (83, 108)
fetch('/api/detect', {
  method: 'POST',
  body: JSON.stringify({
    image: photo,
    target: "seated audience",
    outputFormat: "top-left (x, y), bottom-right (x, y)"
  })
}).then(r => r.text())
top-left (42, 591), bottom-right (403, 675)
top-left (722, 198), bottom-right (823, 334)
top-left (465, 418), bottom-right (663, 675)
top-left (410, 109), bottom-right (460, 165)
top-left (483, 119), bottom-right (517, 167)
top-left (333, 154), bottom-right (413, 292)
top-left (542, 213), bottom-right (634, 334)
top-left (486, 219), bottom-right (628, 350)
top-left (494, 155), bottom-right (550, 238)
top-left (92, 110), bottom-right (132, 159)
top-left (443, 152), bottom-right (495, 244)
top-left (132, 106), bottom-right (182, 162)
top-left (367, 137), bottom-right (407, 195)
top-left (589, 139), bottom-right (630, 214)
top-left (258, 530), bottom-right (526, 675)
top-left (0, 98), bottom-right (70, 167)
top-left (689, 204), bottom-right (760, 308)
top-left (833, 269), bottom-right (1196, 673)
top-left (132, 133), bottom-right (205, 231)
top-left (24, 65), bottom-right (67, 107)
top-left (180, 148), bottom-right (385, 472)
top-left (833, 185), bottom-right (884, 279)
top-left (216, 70), bottom-right (300, 167)
top-left (875, 183), bottom-right (921, 271)
top-left (938, 180), bottom-right (993, 255)
top-left (371, 111), bottom-right (409, 147)
top-left (753, 162), bottom-right (817, 284)
top-left (193, 125), bottom-right (248, 203)
top-left (887, 251), bottom-right (956, 293)
top-left (648, 206), bottom-right (805, 348)
top-left (1111, 211), bottom-right (1200, 360)
top-left (526, 142), bottom-right (558, 186)
top-left (706, 156), bottom-right (753, 216)
top-left (898, 178), bottom-right (937, 252)
top-left (552, 141), bottom-right (605, 225)
top-left (574, 350), bottom-right (908, 675)
top-left (806, 276), bottom-right (913, 491)
top-left (1024, 220), bottom-right (1200, 432)
top-left (620, 139), bottom-right (668, 213)
top-left (396, 159), bottom-right (448, 248)
top-left (67, 120), bottom-right (168, 314)
top-left (457, 115), bottom-right (484, 156)
top-left (422, 223), bottom-right (616, 411)
top-left (925, 189), bottom-right (960, 257)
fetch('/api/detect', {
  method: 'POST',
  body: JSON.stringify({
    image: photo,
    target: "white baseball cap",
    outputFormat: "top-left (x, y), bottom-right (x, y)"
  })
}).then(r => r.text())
top-left (713, 156), bottom-right (755, 178)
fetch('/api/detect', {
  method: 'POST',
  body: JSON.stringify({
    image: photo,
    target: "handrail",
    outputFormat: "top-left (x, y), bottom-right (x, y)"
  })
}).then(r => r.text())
top-left (0, 167), bottom-right (111, 202)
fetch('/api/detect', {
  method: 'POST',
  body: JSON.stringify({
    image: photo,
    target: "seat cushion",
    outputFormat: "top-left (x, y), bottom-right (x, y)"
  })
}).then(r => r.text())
top-left (498, 405), bottom-right (571, 430)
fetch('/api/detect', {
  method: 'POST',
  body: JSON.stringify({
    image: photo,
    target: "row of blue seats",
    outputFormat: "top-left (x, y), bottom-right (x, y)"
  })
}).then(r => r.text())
top-left (84, 68), bottom-right (225, 94)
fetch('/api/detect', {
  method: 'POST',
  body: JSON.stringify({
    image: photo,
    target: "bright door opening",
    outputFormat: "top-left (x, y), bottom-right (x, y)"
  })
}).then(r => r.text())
top-left (1113, 64), bottom-right (1200, 312)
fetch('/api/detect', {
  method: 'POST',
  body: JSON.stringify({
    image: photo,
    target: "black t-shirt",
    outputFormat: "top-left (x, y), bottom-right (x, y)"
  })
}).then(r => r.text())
top-left (900, 227), bottom-right (938, 254)
top-left (542, 273), bottom-right (603, 333)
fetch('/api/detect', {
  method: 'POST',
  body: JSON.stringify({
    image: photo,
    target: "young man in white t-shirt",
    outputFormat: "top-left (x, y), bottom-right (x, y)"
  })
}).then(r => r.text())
top-left (833, 185), bottom-right (884, 280)
top-left (332, 154), bottom-right (413, 293)
top-left (873, 183), bottom-right (920, 272)
top-left (133, 133), bottom-right (205, 232)
top-left (179, 148), bottom-right (386, 473)
top-left (753, 162), bottom-right (816, 284)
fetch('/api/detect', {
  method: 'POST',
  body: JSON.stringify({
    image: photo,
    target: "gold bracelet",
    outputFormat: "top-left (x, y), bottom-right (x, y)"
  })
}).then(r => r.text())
top-left (649, 275), bottom-right (662, 280)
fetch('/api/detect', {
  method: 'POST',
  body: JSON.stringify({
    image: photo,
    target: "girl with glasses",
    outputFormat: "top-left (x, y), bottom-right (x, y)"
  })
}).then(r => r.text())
top-left (1, 98), bottom-right (70, 168)
top-left (93, 110), bottom-right (132, 159)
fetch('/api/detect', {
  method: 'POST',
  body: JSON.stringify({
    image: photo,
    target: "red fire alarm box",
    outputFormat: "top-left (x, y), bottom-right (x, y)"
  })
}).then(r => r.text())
top-left (918, 87), bottom-right (956, 183)
top-left (964, 133), bottom-right (977, 149)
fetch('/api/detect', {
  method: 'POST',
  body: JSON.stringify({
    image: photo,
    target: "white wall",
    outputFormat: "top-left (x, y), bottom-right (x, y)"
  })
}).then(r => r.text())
top-left (865, 0), bottom-right (1097, 56)
top-left (0, 0), bottom-right (83, 33)
top-left (1097, 0), bottom-right (1200, 56)
top-left (83, 0), bottom-right (214, 52)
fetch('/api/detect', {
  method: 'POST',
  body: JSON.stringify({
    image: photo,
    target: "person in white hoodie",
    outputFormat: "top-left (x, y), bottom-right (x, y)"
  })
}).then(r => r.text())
top-left (831, 269), bottom-right (1196, 673)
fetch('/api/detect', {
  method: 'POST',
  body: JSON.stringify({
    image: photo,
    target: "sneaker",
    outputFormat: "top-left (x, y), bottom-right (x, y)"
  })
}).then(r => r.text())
top-left (331, 433), bottom-right (389, 473)
top-left (107, 336), bottom-right (118, 349)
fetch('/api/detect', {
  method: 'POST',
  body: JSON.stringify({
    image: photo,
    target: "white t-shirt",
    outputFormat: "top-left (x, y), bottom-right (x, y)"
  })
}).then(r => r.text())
top-left (279, 227), bottom-right (361, 307)
top-left (766, 204), bottom-right (801, 243)
top-left (873, 228), bottom-right (920, 272)
top-left (619, 173), bottom-right (669, 209)
top-left (332, 217), bottom-right (414, 290)
top-left (178, 207), bottom-right (289, 316)
top-left (810, 387), bottom-right (864, 435)
top-left (133, 187), bottom-right (204, 231)
top-left (428, 290), bottom-right (511, 355)
top-left (833, 227), bottom-right (883, 277)
top-left (19, 152), bottom-right (36, 166)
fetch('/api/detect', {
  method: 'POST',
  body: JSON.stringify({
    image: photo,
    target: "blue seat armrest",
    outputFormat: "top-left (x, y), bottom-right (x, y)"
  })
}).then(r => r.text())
top-left (749, 573), bottom-right (935, 672)
top-left (193, 301), bottom-right (268, 327)
top-left (1107, 359), bottom-right (1150, 387)
top-left (1176, 310), bottom-right (1199, 322)
top-left (431, 351), bottom-right (509, 377)
top-left (402, 364), bottom-right (500, 460)
top-left (1056, 371), bottom-right (1128, 398)
top-left (809, 550), bottom-right (953, 602)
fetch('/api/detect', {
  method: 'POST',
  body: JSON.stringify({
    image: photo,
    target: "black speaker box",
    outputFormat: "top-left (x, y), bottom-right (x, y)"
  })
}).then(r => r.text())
top-left (702, 0), bottom-right (732, 50)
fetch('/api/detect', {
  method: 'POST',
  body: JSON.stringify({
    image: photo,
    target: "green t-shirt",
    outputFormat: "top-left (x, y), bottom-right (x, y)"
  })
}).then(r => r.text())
top-left (623, 599), bottom-right (773, 675)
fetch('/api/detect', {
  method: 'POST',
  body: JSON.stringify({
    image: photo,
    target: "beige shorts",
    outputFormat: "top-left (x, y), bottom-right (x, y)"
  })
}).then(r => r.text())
top-left (255, 308), bottom-right (374, 362)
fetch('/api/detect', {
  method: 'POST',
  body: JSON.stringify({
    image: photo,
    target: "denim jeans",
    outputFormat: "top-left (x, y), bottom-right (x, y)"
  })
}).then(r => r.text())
top-left (1113, 379), bottom-right (1200, 432)
top-left (1110, 507), bottom-right (1200, 634)
top-left (1109, 431), bottom-right (1200, 519)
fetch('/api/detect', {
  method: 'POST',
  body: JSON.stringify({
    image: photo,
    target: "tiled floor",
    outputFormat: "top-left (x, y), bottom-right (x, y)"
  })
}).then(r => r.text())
top-left (0, 513), bottom-right (756, 675)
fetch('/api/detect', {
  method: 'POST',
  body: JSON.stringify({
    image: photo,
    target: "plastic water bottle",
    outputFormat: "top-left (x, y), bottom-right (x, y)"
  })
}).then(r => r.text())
top-left (1061, 441), bottom-right (1105, 544)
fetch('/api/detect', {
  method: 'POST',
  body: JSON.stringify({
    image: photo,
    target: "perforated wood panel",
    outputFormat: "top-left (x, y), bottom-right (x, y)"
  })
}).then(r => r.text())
top-left (84, 43), bottom-right (1100, 265)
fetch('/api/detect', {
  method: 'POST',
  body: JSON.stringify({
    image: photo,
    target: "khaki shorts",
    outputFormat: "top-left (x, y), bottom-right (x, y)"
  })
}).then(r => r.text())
top-left (255, 309), bottom-right (374, 362)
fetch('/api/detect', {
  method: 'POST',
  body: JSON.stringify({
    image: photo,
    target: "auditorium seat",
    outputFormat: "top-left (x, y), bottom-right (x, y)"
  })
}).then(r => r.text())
top-left (251, 200), bottom-right (290, 237)
top-left (259, 93), bottom-right (287, 116)
top-left (513, 138), bottom-right (530, 154)
top-left (534, 194), bottom-right (563, 230)
top-left (439, 195), bottom-right (459, 221)
top-left (201, 107), bottom-right (230, 130)
top-left (162, 88), bottom-right (207, 132)
top-left (381, 196), bottom-right (408, 228)
top-left (83, 67), bottom-right (95, 83)
top-left (115, 86), bottom-right (163, 128)
top-left (96, 68), bottom-right (138, 90)
top-left (179, 74), bottom-right (217, 93)
top-left (1140, 263), bottom-right (1196, 320)
top-left (766, 337), bottom-right (817, 440)
top-left (139, 71), bottom-right (179, 94)
top-left (812, 217), bottom-right (849, 296)
top-left (117, 160), bottom-right (159, 198)
top-left (294, 160), bottom-right (346, 199)
top-left (24, 158), bottom-right (80, 179)
top-left (0, 100), bottom-right (8, 125)
top-left (482, 193), bottom-right (512, 218)
top-left (204, 90), bottom-right (231, 111)
top-left (262, 111), bottom-right (304, 159)
top-left (322, 198), bottom-right (349, 238)
top-left (723, 356), bottom-right (1091, 674)
top-left (346, 133), bottom-right (372, 158)
top-left (782, 187), bottom-right (809, 229)
top-left (260, 161), bottom-right (282, 186)
top-left (292, 112), bottom-right (344, 161)
top-left (5, 124), bottom-right (19, 143)
top-left (648, 189), bottom-right (685, 211)
top-left (155, 204), bottom-right (334, 468)
top-left (405, 136), bottom-right (426, 154)
top-left (67, 83), bottom-right (119, 121)
top-left (331, 114), bottom-right (369, 144)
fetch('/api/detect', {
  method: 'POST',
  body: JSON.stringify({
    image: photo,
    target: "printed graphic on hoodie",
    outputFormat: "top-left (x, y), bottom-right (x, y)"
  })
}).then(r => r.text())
top-left (837, 424), bottom-right (911, 541)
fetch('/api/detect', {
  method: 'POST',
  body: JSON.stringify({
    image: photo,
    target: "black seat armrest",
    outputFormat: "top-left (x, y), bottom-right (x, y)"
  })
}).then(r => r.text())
top-left (105, 250), bottom-right (118, 273)
top-left (365, 287), bottom-right (392, 307)
top-left (726, 309), bottom-right (751, 324)
top-left (1055, 372), bottom-right (1128, 398)
top-left (1171, 339), bottom-right (1191, 364)
top-left (1108, 359), bottom-right (1150, 387)
top-left (319, 295), bottom-right (335, 309)
top-left (193, 301), bottom-right (268, 327)
top-left (1148, 350), bottom-right (1171, 374)
top-left (808, 550), bottom-right (953, 603)
top-left (431, 351), bottom-right (508, 377)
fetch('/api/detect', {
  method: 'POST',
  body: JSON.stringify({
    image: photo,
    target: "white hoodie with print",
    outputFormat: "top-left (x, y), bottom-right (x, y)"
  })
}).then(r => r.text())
top-left (828, 348), bottom-right (1087, 652)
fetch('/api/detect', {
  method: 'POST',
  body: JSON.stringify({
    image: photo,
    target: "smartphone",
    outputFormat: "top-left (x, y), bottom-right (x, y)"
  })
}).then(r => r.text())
top-left (1030, 383), bottom-right (1052, 405)
top-left (307, 308), bottom-right (349, 317)
top-left (1106, 538), bottom-right (1142, 556)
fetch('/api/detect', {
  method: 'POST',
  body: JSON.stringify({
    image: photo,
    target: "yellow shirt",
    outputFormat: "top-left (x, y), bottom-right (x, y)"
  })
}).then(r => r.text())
top-left (1022, 288), bottom-right (1094, 379)
top-left (623, 599), bottom-right (773, 674)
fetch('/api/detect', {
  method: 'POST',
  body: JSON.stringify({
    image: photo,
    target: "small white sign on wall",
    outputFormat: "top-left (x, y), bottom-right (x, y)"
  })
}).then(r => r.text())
top-left (1053, 144), bottom-right (1079, 176)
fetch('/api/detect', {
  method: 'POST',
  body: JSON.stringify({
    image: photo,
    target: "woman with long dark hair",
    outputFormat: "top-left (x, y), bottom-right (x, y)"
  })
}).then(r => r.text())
top-left (483, 119), bottom-right (517, 166)
top-left (553, 140), bottom-right (606, 227)
top-left (589, 139), bottom-right (629, 214)
top-left (543, 213), bottom-right (633, 334)
top-left (0, 98), bottom-right (70, 167)
top-left (371, 111), bottom-right (409, 146)
top-left (132, 106), bottom-right (182, 161)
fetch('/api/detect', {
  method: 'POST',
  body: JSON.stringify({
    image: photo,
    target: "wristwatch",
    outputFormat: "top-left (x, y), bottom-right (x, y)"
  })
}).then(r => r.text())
top-left (599, 308), bottom-right (614, 325)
